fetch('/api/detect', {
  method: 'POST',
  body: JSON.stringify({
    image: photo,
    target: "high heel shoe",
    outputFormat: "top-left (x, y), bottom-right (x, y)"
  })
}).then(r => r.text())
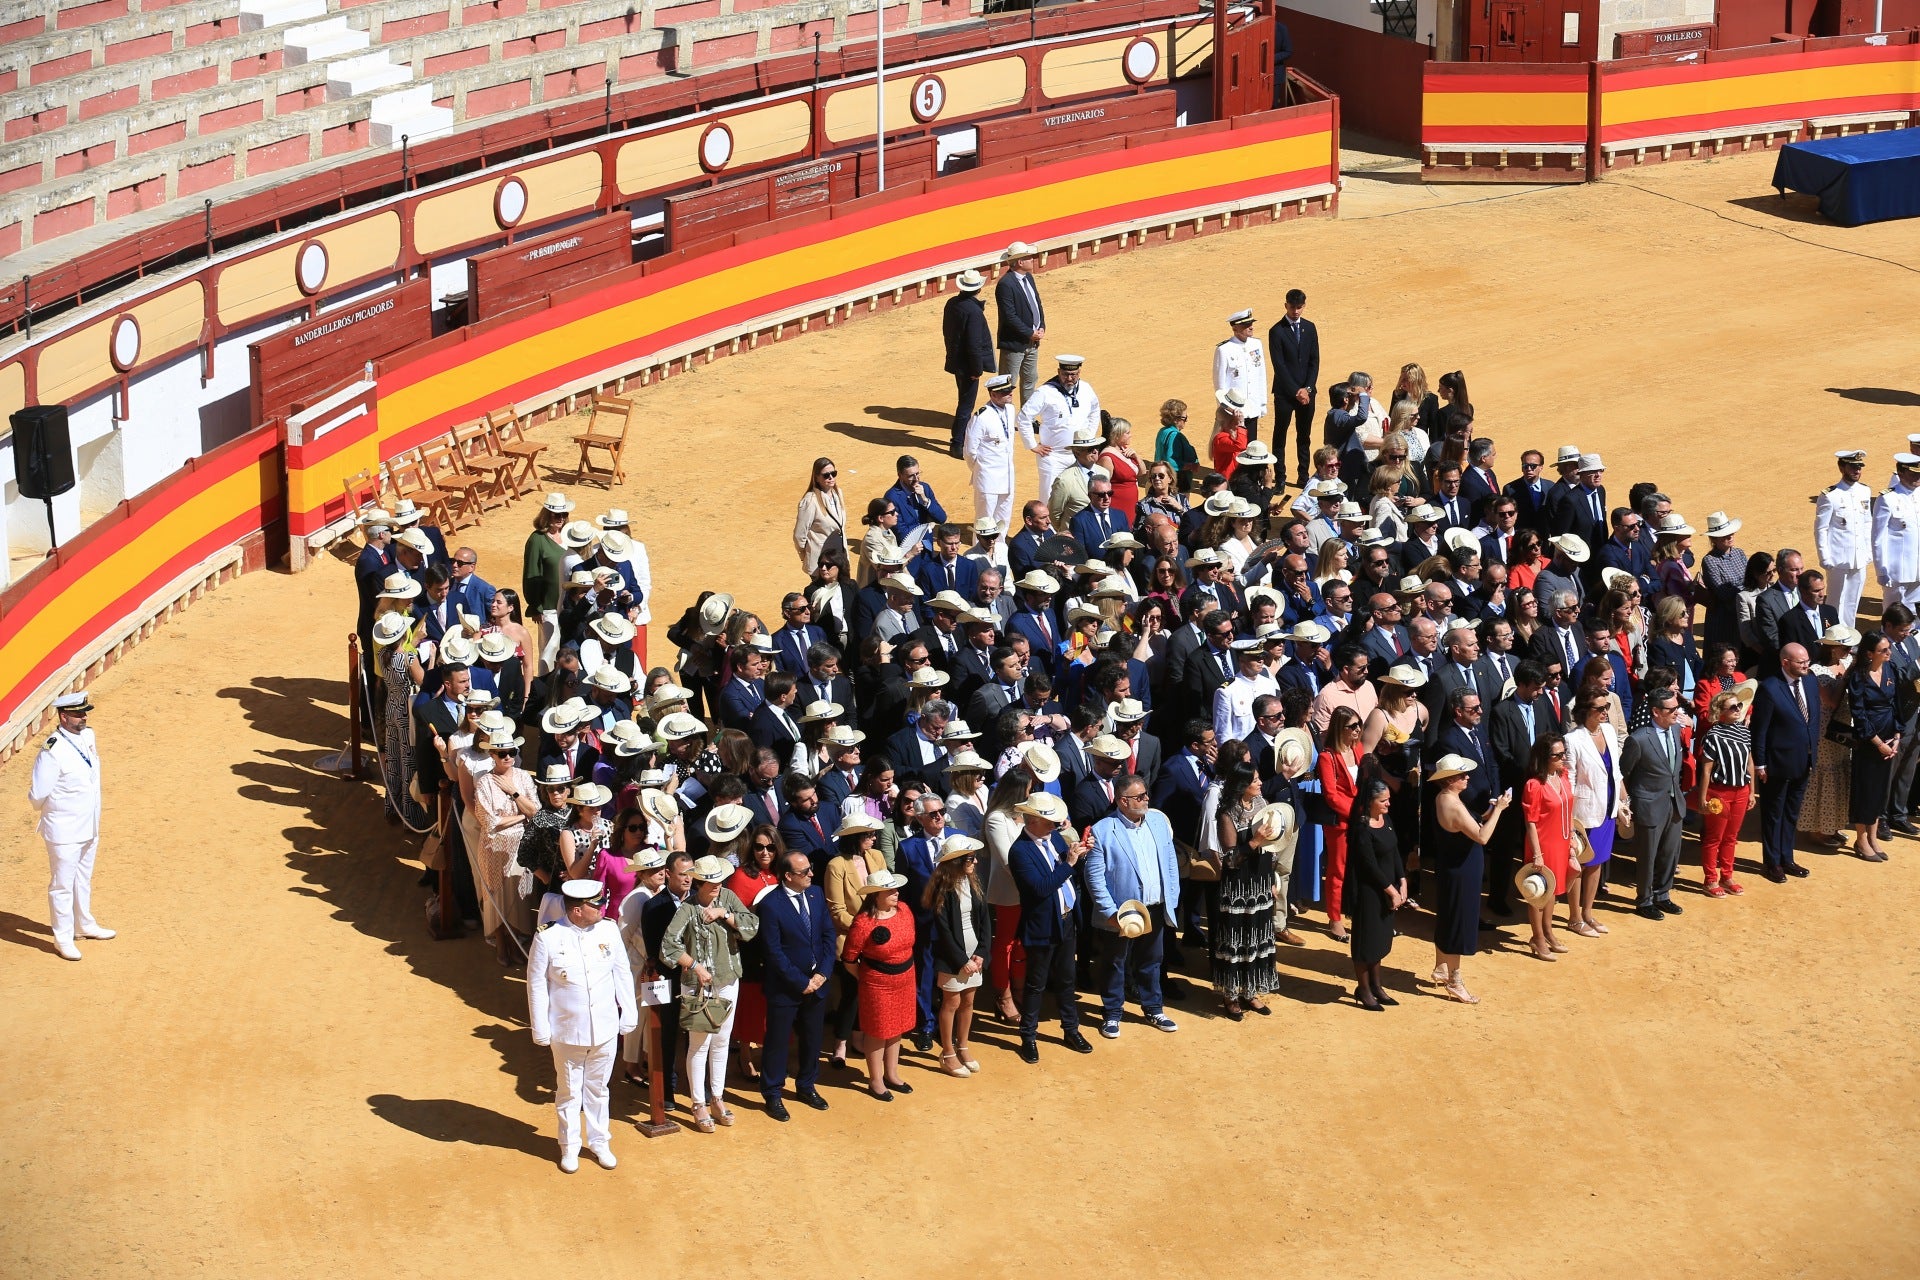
top-left (940, 1052), bottom-right (971, 1078)
top-left (1355, 988), bottom-right (1383, 1012)
top-left (1375, 991), bottom-right (1399, 1007)
top-left (956, 1047), bottom-right (981, 1073)
top-left (1530, 942), bottom-right (1557, 961)
top-left (1445, 981), bottom-right (1480, 1005)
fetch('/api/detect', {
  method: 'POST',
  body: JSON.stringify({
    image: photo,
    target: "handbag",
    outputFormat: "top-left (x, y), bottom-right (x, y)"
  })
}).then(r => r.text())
top-left (1825, 716), bottom-right (1856, 748)
top-left (675, 910), bottom-right (735, 1033)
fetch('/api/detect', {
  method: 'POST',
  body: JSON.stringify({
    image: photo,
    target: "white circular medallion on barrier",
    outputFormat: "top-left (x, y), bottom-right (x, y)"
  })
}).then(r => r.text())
top-left (699, 122), bottom-right (734, 173)
top-left (1123, 37), bottom-right (1161, 85)
top-left (494, 176), bottom-right (529, 229)
top-left (910, 74), bottom-right (946, 124)
top-left (295, 240), bottom-right (330, 296)
top-left (109, 314), bottom-right (141, 373)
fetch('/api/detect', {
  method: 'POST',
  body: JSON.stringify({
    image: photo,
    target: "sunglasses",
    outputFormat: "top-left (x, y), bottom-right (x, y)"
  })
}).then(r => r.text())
top-left (819, 470), bottom-right (837, 478)
top-left (753, 841), bottom-right (776, 851)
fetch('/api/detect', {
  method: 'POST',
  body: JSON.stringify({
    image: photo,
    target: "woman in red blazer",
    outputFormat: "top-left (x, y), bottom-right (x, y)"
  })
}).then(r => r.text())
top-left (1317, 706), bottom-right (1367, 944)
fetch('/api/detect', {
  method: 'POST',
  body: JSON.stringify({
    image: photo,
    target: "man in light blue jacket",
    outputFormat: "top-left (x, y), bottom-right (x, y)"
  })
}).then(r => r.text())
top-left (1085, 775), bottom-right (1182, 1040)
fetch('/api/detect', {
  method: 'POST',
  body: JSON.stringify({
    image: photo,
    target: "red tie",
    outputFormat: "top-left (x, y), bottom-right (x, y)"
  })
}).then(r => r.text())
top-left (811, 816), bottom-right (824, 842)
top-left (1390, 631), bottom-right (1403, 656)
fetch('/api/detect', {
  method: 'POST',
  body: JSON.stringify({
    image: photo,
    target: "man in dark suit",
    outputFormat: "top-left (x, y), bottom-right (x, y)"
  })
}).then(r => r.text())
top-left (718, 646), bottom-right (769, 732)
top-left (1425, 625), bottom-right (1499, 745)
top-left (1549, 454), bottom-right (1609, 562)
top-left (814, 733), bottom-right (864, 811)
top-left (1480, 496), bottom-right (1523, 566)
top-left (412, 566), bottom-right (459, 646)
top-left (770, 594), bottom-right (827, 677)
top-left (1751, 643), bottom-right (1820, 882)
top-left (1433, 686), bottom-right (1496, 812)
top-left (1006, 501), bottom-right (1054, 582)
top-left (640, 853), bottom-right (694, 1106)
top-left (1266, 287), bottom-right (1319, 486)
top-left (747, 672), bottom-right (803, 759)
top-left (413, 664), bottom-right (471, 797)
top-left (912, 525), bottom-right (983, 603)
top-left (1486, 660), bottom-right (1551, 915)
top-left (1537, 446), bottom-right (1587, 535)
top-left (1179, 610), bottom-right (1237, 730)
top-left (949, 614), bottom-right (999, 707)
top-left (911, 593), bottom-right (969, 672)
top-left (942, 269), bottom-right (996, 457)
top-left (1620, 689), bottom-right (1688, 920)
top-left (1068, 735), bottom-right (1129, 830)
top-left (1459, 438), bottom-right (1501, 526)
top-left (1777, 568), bottom-right (1838, 658)
top-left (777, 774), bottom-right (841, 873)
top-left (755, 851), bottom-right (837, 1120)
top-left (994, 241), bottom-right (1046, 404)
top-left (797, 644), bottom-right (856, 722)
top-left (1357, 592), bottom-right (1412, 679)
top-left (885, 699), bottom-right (953, 793)
top-left (1006, 793), bottom-right (1092, 1062)
top-left (1501, 451), bottom-right (1552, 534)
top-left (1531, 590), bottom-right (1590, 676)
top-left (1752, 548), bottom-right (1805, 677)
top-left (1069, 476), bottom-right (1131, 552)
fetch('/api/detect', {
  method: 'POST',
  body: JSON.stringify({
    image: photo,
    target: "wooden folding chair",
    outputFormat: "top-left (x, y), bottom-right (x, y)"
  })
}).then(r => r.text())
top-left (342, 466), bottom-right (382, 521)
top-left (388, 454), bottom-right (460, 534)
top-left (572, 392), bottom-right (635, 488)
top-left (451, 419), bottom-right (516, 513)
top-left (489, 407), bottom-right (547, 497)
top-left (419, 439), bottom-right (488, 529)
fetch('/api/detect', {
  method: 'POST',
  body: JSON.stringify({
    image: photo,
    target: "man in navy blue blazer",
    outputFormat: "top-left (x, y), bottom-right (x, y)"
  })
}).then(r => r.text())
top-left (885, 455), bottom-right (947, 541)
top-left (770, 593), bottom-right (826, 676)
top-left (1006, 792), bottom-right (1092, 1062)
top-left (777, 775), bottom-right (842, 873)
top-left (912, 525), bottom-right (982, 602)
top-left (1069, 476), bottom-right (1131, 551)
top-left (1006, 501), bottom-right (1054, 582)
top-left (413, 566), bottom-right (460, 645)
top-left (1501, 449), bottom-right (1552, 534)
top-left (754, 851), bottom-right (838, 1120)
top-left (1751, 643), bottom-right (1820, 881)
top-left (718, 647), bottom-right (769, 732)
top-left (446, 546), bottom-right (495, 622)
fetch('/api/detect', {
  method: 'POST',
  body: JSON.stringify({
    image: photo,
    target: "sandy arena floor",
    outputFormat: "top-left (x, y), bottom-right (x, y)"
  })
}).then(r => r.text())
top-left (4, 151), bottom-right (1919, 1278)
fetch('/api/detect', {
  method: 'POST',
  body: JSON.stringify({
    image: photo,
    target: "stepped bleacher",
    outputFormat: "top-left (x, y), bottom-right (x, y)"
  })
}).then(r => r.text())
top-left (0, 0), bottom-right (974, 262)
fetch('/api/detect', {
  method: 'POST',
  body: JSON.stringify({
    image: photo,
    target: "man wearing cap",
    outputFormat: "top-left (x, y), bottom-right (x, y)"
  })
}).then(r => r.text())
top-left (964, 375), bottom-right (1020, 529)
top-left (1874, 455), bottom-right (1920, 612)
top-left (1214, 310), bottom-right (1268, 443)
top-left (30, 692), bottom-right (112, 961)
top-left (1007, 793), bottom-right (1093, 1061)
top-left (994, 241), bottom-right (1046, 401)
top-left (1021, 356), bottom-right (1103, 508)
top-left (943, 267), bottom-right (997, 458)
top-left (1086, 773), bottom-right (1181, 1037)
top-left (1550, 453), bottom-right (1608, 555)
top-left (1214, 639), bottom-right (1277, 747)
top-left (527, 878), bottom-right (637, 1172)
top-left (1267, 289), bottom-right (1319, 487)
top-left (1815, 450), bottom-right (1873, 628)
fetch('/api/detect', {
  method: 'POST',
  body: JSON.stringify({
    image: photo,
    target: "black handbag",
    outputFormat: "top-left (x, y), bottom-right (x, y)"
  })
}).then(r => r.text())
top-left (1825, 717), bottom-right (1855, 749)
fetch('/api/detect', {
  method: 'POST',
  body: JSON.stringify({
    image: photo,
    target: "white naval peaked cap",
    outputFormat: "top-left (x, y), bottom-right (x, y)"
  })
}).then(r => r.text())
top-left (561, 879), bottom-right (603, 900)
top-left (1228, 308), bottom-right (1254, 325)
top-left (1055, 353), bottom-right (1085, 368)
top-left (1896, 453), bottom-right (1920, 467)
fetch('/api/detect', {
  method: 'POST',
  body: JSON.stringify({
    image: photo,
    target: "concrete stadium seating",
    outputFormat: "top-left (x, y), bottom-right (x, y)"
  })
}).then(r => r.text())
top-left (0, 0), bottom-right (973, 262)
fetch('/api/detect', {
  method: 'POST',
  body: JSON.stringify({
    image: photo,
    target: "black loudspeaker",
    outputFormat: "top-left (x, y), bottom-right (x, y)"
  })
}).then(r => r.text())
top-left (11, 405), bottom-right (75, 501)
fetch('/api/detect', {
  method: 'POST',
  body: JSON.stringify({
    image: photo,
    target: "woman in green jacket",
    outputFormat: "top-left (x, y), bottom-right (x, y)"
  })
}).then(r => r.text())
top-left (661, 855), bottom-right (760, 1131)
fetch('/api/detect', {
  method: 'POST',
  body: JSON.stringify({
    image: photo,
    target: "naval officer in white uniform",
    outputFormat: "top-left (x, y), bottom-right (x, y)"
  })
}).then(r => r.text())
top-left (1814, 448), bottom-right (1872, 627)
top-left (528, 878), bottom-right (637, 1172)
top-left (29, 691), bottom-right (112, 962)
top-left (1212, 309), bottom-right (1268, 442)
top-left (964, 372), bottom-right (1019, 531)
top-left (1874, 453), bottom-right (1920, 611)
top-left (1018, 353), bottom-right (1102, 507)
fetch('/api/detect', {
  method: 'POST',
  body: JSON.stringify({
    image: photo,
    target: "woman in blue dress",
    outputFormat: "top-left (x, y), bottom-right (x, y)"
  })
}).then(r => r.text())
top-left (1566, 692), bottom-right (1627, 937)
top-left (1427, 755), bottom-right (1510, 1005)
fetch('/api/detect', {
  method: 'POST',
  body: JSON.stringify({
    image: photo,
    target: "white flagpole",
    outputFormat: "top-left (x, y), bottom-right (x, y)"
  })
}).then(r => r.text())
top-left (876, 0), bottom-right (887, 192)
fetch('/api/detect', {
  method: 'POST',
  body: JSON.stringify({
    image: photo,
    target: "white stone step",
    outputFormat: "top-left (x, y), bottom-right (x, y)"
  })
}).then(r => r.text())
top-left (284, 19), bottom-right (369, 66)
top-left (239, 0), bottom-right (330, 33)
top-left (327, 53), bottom-right (413, 99)
top-left (372, 106), bottom-right (455, 149)
top-left (370, 84), bottom-right (435, 127)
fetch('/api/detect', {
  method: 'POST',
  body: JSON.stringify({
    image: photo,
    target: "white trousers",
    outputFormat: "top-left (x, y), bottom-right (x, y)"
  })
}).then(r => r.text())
top-left (1831, 566), bottom-right (1867, 629)
top-left (1037, 453), bottom-right (1070, 508)
top-left (972, 488), bottom-right (1013, 532)
top-left (1890, 579), bottom-right (1920, 611)
top-left (46, 837), bottom-right (99, 943)
top-left (683, 980), bottom-right (739, 1105)
top-left (538, 609), bottom-right (561, 674)
top-left (551, 1038), bottom-right (616, 1154)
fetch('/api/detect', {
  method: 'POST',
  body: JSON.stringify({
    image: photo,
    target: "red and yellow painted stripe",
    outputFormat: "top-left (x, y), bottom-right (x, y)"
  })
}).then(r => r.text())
top-left (1422, 68), bottom-right (1590, 147)
top-left (0, 427), bottom-right (282, 728)
top-left (1600, 42), bottom-right (1920, 145)
top-left (282, 108), bottom-right (1338, 533)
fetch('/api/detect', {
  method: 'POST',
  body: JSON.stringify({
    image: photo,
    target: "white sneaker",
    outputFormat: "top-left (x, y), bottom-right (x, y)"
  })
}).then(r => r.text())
top-left (81, 925), bottom-right (116, 940)
top-left (589, 1144), bottom-right (617, 1170)
top-left (558, 1150), bottom-right (580, 1174)
top-left (54, 938), bottom-right (82, 961)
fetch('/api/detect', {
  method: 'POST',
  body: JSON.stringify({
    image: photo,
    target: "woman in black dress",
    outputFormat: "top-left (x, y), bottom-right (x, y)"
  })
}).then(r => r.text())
top-left (1427, 754), bottom-right (1510, 1005)
top-left (1343, 779), bottom-right (1406, 1012)
top-left (1213, 762), bottom-right (1281, 1020)
top-left (1846, 629), bottom-right (1899, 863)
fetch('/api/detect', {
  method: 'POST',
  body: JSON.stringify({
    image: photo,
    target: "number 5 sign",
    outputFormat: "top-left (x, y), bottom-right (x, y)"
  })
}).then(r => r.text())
top-left (909, 74), bottom-right (946, 124)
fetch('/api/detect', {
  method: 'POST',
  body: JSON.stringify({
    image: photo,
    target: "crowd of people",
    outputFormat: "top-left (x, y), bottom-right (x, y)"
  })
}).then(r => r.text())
top-left (347, 255), bottom-right (1915, 1170)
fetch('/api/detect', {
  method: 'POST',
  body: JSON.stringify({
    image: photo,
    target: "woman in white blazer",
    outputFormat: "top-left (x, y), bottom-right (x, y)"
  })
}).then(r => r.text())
top-left (1564, 691), bottom-right (1629, 938)
top-left (793, 457), bottom-right (848, 575)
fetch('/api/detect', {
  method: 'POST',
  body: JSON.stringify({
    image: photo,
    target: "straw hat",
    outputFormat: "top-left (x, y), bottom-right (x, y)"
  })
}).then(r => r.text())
top-left (561, 520), bottom-right (597, 550)
top-left (357, 506), bottom-right (396, 529)
top-left (376, 572), bottom-right (420, 601)
top-left (1068, 425), bottom-right (1104, 450)
top-left (1020, 741), bottom-right (1062, 783)
top-left (1703, 511), bottom-right (1742, 538)
top-left (645, 683), bottom-right (694, 714)
top-left (639, 789), bottom-right (678, 830)
top-left (1395, 575), bottom-right (1427, 597)
top-left (1216, 388), bottom-right (1249, 414)
top-left (1289, 620), bottom-right (1331, 645)
top-left (1655, 513), bottom-right (1695, 538)
top-left (696, 592), bottom-right (735, 635)
top-left (1250, 801), bottom-right (1296, 853)
top-left (857, 869), bottom-right (910, 896)
top-left (1015, 570), bottom-right (1061, 595)
top-left (590, 613), bottom-right (636, 646)
top-left (602, 718), bottom-right (648, 749)
top-left (1109, 697), bottom-right (1147, 725)
top-left (940, 719), bottom-right (981, 742)
top-left (1185, 547), bottom-right (1224, 571)
top-left (655, 711), bottom-right (708, 741)
top-left (1599, 567), bottom-right (1636, 593)
top-left (908, 668), bottom-right (950, 691)
top-left (1086, 734), bottom-right (1131, 762)
top-left (586, 664), bottom-right (633, 693)
top-left (1514, 865), bottom-right (1555, 909)
top-left (1406, 503), bottom-right (1444, 525)
top-left (596, 531), bottom-right (636, 563)
top-left (1578, 453), bottom-right (1605, 473)
top-left (475, 632), bottom-right (514, 664)
top-left (937, 834), bottom-right (984, 864)
top-left (946, 749), bottom-right (992, 775)
top-left (595, 508), bottom-right (631, 530)
top-left (395, 529), bottom-right (435, 556)
top-left (1202, 491), bottom-right (1238, 519)
top-left (927, 589), bottom-right (972, 614)
top-left (1726, 680), bottom-right (1760, 706)
top-left (542, 493), bottom-right (577, 514)
top-left (1273, 727), bottom-right (1314, 781)
top-left (1819, 623), bottom-right (1861, 649)
top-left (372, 613), bottom-right (412, 646)
top-left (880, 572), bottom-right (924, 598)
top-left (570, 782), bottom-right (613, 809)
top-left (1443, 527), bottom-right (1481, 554)
top-left (1428, 753), bottom-right (1479, 783)
top-left (438, 634), bottom-right (477, 667)
top-left (481, 726), bottom-right (523, 752)
top-left (799, 699), bottom-right (844, 724)
top-left (567, 569), bottom-right (595, 589)
top-left (1549, 534), bottom-right (1590, 563)
top-left (1380, 663), bottom-right (1427, 689)
top-left (1102, 531), bottom-right (1146, 552)
top-left (632, 847), bottom-right (671, 872)
top-left (823, 725), bottom-right (867, 748)
top-left (703, 803), bottom-right (753, 843)
top-left (1003, 240), bottom-right (1037, 261)
top-left (956, 268), bottom-right (985, 291)
top-left (690, 855), bottom-right (732, 884)
top-left (535, 762), bottom-right (577, 789)
top-left (1235, 441), bottom-right (1277, 468)
top-left (1115, 900), bottom-right (1151, 938)
top-left (1015, 792), bottom-right (1069, 823)
top-left (1553, 445), bottom-right (1583, 467)
top-left (541, 703), bottom-right (584, 735)
top-left (836, 811), bottom-right (884, 836)
top-left (973, 516), bottom-right (1003, 537)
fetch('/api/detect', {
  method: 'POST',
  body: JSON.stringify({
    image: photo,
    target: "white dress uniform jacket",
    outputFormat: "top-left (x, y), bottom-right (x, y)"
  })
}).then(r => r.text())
top-left (528, 917), bottom-right (638, 1046)
top-left (30, 728), bottom-right (101, 842)
top-left (964, 400), bottom-right (1018, 528)
top-left (1213, 337), bottom-right (1268, 422)
top-left (1018, 377), bottom-right (1103, 504)
top-left (1873, 479), bottom-right (1920, 605)
top-left (1816, 476), bottom-right (1873, 625)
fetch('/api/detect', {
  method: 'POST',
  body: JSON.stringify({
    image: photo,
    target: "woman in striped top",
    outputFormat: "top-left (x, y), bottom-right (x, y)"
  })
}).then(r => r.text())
top-left (1695, 689), bottom-right (1755, 897)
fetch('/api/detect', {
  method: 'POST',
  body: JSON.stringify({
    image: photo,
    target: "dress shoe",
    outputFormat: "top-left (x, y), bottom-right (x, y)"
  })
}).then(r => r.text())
top-left (1890, 818), bottom-right (1918, 836)
top-left (1017, 1039), bottom-right (1040, 1063)
top-left (1762, 866), bottom-right (1787, 883)
top-left (886, 1079), bottom-right (913, 1095)
top-left (1879, 818), bottom-right (1894, 841)
top-left (766, 1098), bottom-right (791, 1122)
top-left (1063, 1029), bottom-right (1093, 1054)
top-left (1375, 992), bottom-right (1399, 1006)
top-left (1786, 863), bottom-right (1811, 877)
top-left (1634, 905), bottom-right (1665, 922)
top-left (798, 1090), bottom-right (830, 1111)
top-left (589, 1145), bottom-right (617, 1170)
top-left (1657, 900), bottom-right (1683, 915)
top-left (54, 938), bottom-right (82, 961)
top-left (869, 1089), bottom-right (893, 1103)
top-left (79, 925), bottom-right (115, 940)
top-left (558, 1150), bottom-right (580, 1174)
top-left (910, 1031), bottom-right (934, 1054)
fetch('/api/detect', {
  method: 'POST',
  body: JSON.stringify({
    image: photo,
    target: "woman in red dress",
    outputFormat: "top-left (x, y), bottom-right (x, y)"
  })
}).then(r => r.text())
top-left (724, 825), bottom-right (784, 1082)
top-left (1317, 706), bottom-right (1367, 944)
top-left (1099, 420), bottom-right (1144, 524)
top-left (842, 869), bottom-right (918, 1101)
top-left (1521, 733), bottom-right (1576, 962)
top-left (1210, 397), bottom-right (1248, 481)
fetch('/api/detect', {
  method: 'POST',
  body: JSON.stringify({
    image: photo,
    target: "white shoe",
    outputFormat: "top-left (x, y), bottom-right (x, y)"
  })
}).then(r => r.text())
top-left (558, 1150), bottom-right (580, 1174)
top-left (81, 925), bottom-right (116, 940)
top-left (54, 938), bottom-right (82, 961)
top-left (589, 1144), bottom-right (617, 1170)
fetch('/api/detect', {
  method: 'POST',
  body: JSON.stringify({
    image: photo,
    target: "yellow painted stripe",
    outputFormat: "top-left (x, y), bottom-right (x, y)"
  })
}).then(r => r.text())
top-left (286, 433), bottom-right (381, 531)
top-left (1603, 57), bottom-right (1920, 127)
top-left (1422, 90), bottom-right (1589, 129)
top-left (1, 460), bottom-right (276, 694)
top-left (379, 130), bottom-right (1329, 442)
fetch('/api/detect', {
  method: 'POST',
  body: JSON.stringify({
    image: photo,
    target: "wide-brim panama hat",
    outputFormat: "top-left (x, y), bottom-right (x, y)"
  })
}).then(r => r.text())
top-left (1514, 865), bottom-right (1555, 908)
